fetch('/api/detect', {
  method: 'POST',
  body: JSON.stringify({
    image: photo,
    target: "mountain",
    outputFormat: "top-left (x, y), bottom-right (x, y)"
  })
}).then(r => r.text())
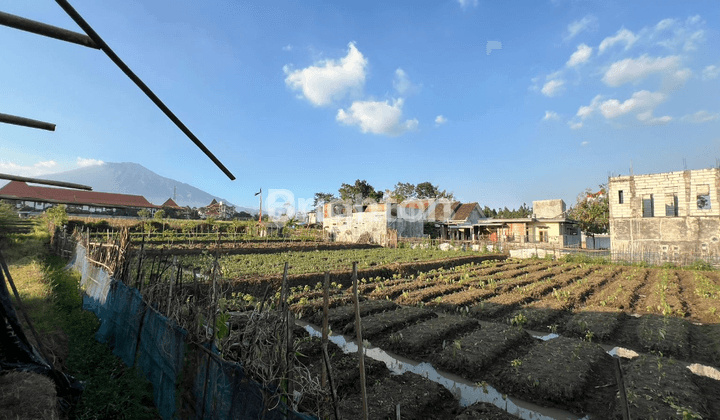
top-left (35, 162), bottom-right (253, 212)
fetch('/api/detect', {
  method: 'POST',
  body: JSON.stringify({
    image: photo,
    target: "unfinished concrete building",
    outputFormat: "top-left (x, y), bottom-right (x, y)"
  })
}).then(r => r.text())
top-left (322, 201), bottom-right (424, 245)
top-left (608, 168), bottom-right (720, 263)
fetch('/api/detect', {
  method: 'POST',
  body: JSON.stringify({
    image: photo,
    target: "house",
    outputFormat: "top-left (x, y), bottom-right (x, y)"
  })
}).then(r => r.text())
top-left (444, 202), bottom-right (486, 240)
top-left (608, 168), bottom-right (720, 262)
top-left (0, 181), bottom-right (158, 217)
top-left (160, 198), bottom-right (182, 209)
top-left (471, 199), bottom-right (581, 247)
top-left (198, 199), bottom-right (236, 220)
top-left (396, 198), bottom-right (460, 223)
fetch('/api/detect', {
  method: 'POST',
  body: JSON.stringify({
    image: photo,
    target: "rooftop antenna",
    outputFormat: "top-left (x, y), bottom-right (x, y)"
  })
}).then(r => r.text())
top-left (716, 158), bottom-right (719, 169)
top-left (173, 186), bottom-right (177, 201)
top-left (683, 158), bottom-right (687, 170)
top-left (630, 160), bottom-right (633, 176)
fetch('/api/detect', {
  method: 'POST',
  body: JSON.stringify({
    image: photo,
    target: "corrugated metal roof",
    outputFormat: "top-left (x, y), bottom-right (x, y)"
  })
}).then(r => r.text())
top-left (451, 202), bottom-right (479, 221)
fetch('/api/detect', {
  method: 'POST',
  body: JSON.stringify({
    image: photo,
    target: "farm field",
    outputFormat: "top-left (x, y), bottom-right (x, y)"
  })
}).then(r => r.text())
top-left (233, 258), bottom-right (720, 419)
top-left (100, 231), bottom-right (720, 419)
top-left (128, 245), bottom-right (479, 279)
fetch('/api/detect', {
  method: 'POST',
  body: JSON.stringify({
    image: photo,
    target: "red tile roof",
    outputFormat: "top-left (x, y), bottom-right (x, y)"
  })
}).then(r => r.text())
top-left (0, 181), bottom-right (158, 209)
top-left (161, 198), bottom-right (182, 209)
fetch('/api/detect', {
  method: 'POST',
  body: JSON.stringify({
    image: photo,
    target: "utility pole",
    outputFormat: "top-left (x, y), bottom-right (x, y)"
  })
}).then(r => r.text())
top-left (255, 188), bottom-right (262, 223)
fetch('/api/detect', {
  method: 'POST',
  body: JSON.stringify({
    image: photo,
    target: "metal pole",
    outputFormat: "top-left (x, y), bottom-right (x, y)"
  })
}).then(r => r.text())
top-left (0, 112), bottom-right (55, 131)
top-left (0, 11), bottom-right (99, 49)
top-left (0, 173), bottom-right (92, 190)
top-left (54, 0), bottom-right (236, 181)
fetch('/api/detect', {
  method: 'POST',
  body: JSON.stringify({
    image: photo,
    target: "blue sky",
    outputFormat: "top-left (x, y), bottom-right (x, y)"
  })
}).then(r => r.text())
top-left (1, 0), bottom-right (718, 213)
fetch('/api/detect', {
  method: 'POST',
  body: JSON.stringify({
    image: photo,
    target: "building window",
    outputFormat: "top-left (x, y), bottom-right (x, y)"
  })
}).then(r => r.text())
top-left (642, 194), bottom-right (654, 217)
top-left (665, 193), bottom-right (678, 217)
top-left (697, 185), bottom-right (711, 210)
top-left (538, 229), bottom-right (548, 242)
top-left (618, 190), bottom-right (624, 204)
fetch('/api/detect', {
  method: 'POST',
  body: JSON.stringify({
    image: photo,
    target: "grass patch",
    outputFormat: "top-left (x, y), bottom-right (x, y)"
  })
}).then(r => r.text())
top-left (4, 230), bottom-right (160, 420)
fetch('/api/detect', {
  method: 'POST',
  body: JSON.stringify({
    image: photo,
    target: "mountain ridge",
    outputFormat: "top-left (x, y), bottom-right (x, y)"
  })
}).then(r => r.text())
top-left (31, 162), bottom-right (253, 212)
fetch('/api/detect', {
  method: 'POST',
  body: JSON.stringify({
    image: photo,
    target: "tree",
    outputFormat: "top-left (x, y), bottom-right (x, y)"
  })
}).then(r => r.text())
top-left (391, 182), bottom-right (416, 202)
top-left (568, 185), bottom-right (609, 236)
top-left (338, 180), bottom-right (383, 203)
top-left (137, 209), bottom-right (151, 219)
top-left (44, 205), bottom-right (68, 229)
top-left (313, 192), bottom-right (337, 208)
top-left (415, 182), bottom-right (453, 200)
top-left (154, 209), bottom-right (166, 220)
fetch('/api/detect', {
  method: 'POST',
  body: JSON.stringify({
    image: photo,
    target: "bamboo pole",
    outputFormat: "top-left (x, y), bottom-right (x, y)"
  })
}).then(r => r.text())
top-left (352, 262), bottom-right (369, 420)
top-left (0, 11), bottom-right (98, 48)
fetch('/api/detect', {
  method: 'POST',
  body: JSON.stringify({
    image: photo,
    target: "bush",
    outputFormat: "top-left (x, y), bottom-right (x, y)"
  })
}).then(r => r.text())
top-left (687, 259), bottom-right (714, 271)
top-left (0, 201), bottom-right (19, 232)
top-left (43, 205), bottom-right (68, 232)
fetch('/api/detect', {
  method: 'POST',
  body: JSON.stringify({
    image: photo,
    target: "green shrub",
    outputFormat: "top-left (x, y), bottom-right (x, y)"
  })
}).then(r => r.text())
top-left (687, 259), bottom-right (714, 271)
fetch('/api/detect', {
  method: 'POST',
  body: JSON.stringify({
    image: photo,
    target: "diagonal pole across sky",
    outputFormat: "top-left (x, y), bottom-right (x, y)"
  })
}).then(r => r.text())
top-left (52, 0), bottom-right (236, 180)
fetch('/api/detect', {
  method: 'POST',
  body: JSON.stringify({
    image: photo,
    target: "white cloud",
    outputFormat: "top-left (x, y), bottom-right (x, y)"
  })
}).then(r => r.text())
top-left (282, 44), bottom-right (293, 52)
top-left (655, 18), bottom-right (676, 32)
top-left (702, 65), bottom-right (719, 80)
top-left (653, 16), bottom-right (705, 52)
top-left (435, 115), bottom-right (447, 125)
top-left (598, 29), bottom-right (638, 54)
top-left (77, 157), bottom-right (105, 167)
top-left (336, 98), bottom-right (418, 136)
top-left (0, 160), bottom-right (58, 177)
top-left (541, 79), bottom-right (565, 97)
top-left (602, 54), bottom-right (683, 87)
top-left (457, 0), bottom-right (478, 9)
top-left (565, 15), bottom-right (597, 40)
top-left (283, 42), bottom-right (368, 106)
top-left (681, 110), bottom-right (719, 124)
top-left (577, 95), bottom-right (602, 119)
top-left (568, 121), bottom-right (583, 130)
top-left (393, 68), bottom-right (418, 96)
top-left (599, 90), bottom-right (666, 119)
top-left (636, 111), bottom-right (672, 125)
top-left (581, 141), bottom-right (589, 146)
top-left (566, 44), bottom-right (592, 67)
top-left (542, 111), bottom-right (559, 121)
top-left (576, 91), bottom-right (669, 126)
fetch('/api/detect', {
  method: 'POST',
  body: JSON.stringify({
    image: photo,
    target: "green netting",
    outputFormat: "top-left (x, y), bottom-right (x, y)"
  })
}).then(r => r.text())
top-left (70, 244), bottom-right (314, 420)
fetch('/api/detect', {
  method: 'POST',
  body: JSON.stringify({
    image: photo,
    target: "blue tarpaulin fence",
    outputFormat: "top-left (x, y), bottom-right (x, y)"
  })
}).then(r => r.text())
top-left (68, 243), bottom-right (313, 420)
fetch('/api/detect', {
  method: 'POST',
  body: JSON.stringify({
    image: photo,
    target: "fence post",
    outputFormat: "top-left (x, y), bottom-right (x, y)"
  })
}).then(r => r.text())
top-left (321, 272), bottom-right (330, 388)
top-left (352, 262), bottom-right (369, 420)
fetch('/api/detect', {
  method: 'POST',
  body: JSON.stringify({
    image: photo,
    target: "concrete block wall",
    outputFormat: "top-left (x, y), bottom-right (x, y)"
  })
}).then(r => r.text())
top-left (533, 199), bottom-right (566, 218)
top-left (608, 168), bottom-right (720, 259)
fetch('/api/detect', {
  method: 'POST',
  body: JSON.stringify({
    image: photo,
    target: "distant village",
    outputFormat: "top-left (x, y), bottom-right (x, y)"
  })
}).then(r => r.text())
top-left (2, 166), bottom-right (719, 266)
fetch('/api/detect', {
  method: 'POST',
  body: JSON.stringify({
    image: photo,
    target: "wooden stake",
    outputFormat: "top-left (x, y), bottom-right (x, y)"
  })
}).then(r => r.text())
top-left (280, 262), bottom-right (290, 401)
top-left (321, 272), bottom-right (330, 388)
top-left (352, 262), bottom-right (369, 420)
top-left (322, 342), bottom-right (341, 420)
